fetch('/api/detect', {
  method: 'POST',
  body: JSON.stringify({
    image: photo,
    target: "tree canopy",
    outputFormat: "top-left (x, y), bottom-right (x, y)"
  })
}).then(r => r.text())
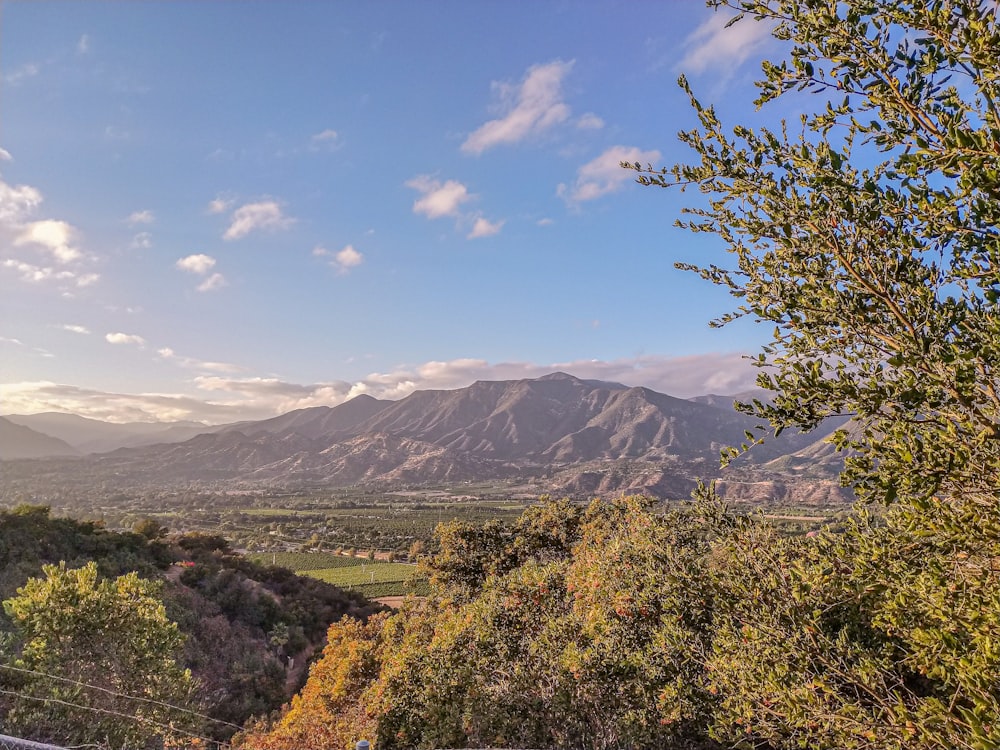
top-left (629, 0), bottom-right (1000, 516)
top-left (2, 562), bottom-right (198, 748)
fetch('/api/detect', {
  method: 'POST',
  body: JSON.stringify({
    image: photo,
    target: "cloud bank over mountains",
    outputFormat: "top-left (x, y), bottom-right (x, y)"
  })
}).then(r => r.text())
top-left (0, 352), bottom-right (758, 424)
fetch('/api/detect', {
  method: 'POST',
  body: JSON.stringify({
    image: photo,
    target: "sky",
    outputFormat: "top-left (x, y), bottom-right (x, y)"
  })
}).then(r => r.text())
top-left (0, 0), bottom-right (786, 424)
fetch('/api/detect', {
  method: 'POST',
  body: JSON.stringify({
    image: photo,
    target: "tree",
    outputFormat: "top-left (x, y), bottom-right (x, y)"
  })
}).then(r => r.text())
top-left (627, 1), bottom-right (1000, 747)
top-left (2, 561), bottom-right (199, 748)
top-left (629, 0), bottom-right (1000, 514)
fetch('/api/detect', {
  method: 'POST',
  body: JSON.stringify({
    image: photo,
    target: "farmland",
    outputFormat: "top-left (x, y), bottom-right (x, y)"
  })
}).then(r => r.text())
top-left (248, 550), bottom-right (430, 598)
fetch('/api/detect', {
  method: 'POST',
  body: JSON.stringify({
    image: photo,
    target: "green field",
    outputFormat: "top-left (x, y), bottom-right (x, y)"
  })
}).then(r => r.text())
top-left (250, 551), bottom-right (429, 598)
top-left (249, 551), bottom-right (370, 571)
top-left (304, 562), bottom-right (429, 598)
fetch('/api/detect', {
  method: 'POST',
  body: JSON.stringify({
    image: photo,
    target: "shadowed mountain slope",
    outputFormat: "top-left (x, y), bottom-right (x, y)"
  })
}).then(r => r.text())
top-left (0, 417), bottom-right (79, 459)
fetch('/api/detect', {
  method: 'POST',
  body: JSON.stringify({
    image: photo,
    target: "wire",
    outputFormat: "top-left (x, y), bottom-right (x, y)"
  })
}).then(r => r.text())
top-left (0, 664), bottom-right (243, 731)
top-left (0, 688), bottom-right (231, 749)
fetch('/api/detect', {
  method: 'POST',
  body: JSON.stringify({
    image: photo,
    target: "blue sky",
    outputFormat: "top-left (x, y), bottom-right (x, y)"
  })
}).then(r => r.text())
top-left (0, 1), bottom-right (782, 423)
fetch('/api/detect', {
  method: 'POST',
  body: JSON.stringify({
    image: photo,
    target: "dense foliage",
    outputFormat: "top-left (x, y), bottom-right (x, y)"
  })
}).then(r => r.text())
top-left (2, 562), bottom-right (198, 748)
top-left (239, 493), bottom-right (1000, 750)
top-left (0, 505), bottom-right (381, 746)
top-left (243, 2), bottom-right (1000, 748)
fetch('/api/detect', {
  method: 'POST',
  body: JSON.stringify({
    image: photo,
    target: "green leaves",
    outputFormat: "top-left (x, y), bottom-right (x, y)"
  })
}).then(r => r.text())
top-left (2, 562), bottom-right (198, 749)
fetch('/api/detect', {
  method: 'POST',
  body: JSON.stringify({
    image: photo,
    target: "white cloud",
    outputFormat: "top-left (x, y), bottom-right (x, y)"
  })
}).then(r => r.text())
top-left (1, 259), bottom-right (96, 287)
top-left (0, 148), bottom-right (11, 162)
top-left (223, 200), bottom-right (294, 240)
top-left (0, 181), bottom-right (43, 225)
top-left (193, 353), bottom-right (759, 415)
top-left (314, 244), bottom-right (364, 274)
top-left (15, 220), bottom-right (81, 263)
top-left (537, 217), bottom-right (554, 227)
top-left (679, 10), bottom-right (775, 76)
top-left (0, 381), bottom-right (232, 424)
top-left (105, 332), bottom-right (145, 346)
top-left (334, 245), bottom-right (364, 273)
top-left (0, 353), bottom-right (759, 424)
top-left (576, 113), bottom-right (605, 130)
top-left (197, 272), bottom-right (227, 292)
top-left (462, 60), bottom-right (574, 154)
top-left (59, 324), bottom-right (90, 335)
top-left (131, 232), bottom-right (152, 250)
top-left (407, 175), bottom-right (473, 219)
top-left (0, 175), bottom-right (101, 290)
top-left (126, 209), bottom-right (155, 225)
top-left (157, 346), bottom-right (237, 372)
top-left (207, 196), bottom-right (234, 214)
top-left (176, 254), bottom-right (216, 274)
top-left (558, 145), bottom-right (661, 204)
top-left (467, 216), bottom-right (504, 239)
top-left (77, 34), bottom-right (91, 54)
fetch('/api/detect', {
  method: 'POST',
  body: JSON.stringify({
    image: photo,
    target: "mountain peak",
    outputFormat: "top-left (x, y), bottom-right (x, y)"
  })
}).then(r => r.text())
top-left (536, 371), bottom-right (578, 381)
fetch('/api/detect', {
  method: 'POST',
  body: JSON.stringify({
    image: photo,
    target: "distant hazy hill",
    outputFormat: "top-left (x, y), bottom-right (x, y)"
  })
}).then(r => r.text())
top-left (3, 412), bottom-right (212, 453)
top-left (0, 416), bottom-right (79, 459)
top-left (2, 372), bottom-right (848, 501)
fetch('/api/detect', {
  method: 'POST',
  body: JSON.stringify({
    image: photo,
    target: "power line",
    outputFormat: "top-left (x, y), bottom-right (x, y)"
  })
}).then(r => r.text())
top-left (0, 688), bottom-right (231, 749)
top-left (0, 664), bottom-right (242, 731)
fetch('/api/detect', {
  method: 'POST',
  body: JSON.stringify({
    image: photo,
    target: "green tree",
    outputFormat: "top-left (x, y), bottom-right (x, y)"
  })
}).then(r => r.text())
top-left (630, 0), bottom-right (1000, 512)
top-left (628, 1), bottom-right (1000, 747)
top-left (2, 561), bottom-right (199, 748)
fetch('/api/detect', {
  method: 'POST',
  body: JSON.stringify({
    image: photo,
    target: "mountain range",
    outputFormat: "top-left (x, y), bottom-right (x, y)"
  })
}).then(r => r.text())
top-left (1, 373), bottom-right (848, 503)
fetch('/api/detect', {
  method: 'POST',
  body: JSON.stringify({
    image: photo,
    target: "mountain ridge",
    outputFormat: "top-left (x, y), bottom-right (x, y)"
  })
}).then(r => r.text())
top-left (3, 373), bottom-right (847, 502)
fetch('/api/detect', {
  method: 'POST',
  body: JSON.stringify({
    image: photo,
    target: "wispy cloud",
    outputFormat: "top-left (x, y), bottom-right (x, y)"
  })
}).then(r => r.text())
top-left (157, 347), bottom-right (238, 373)
top-left (223, 200), bottom-right (294, 240)
top-left (197, 273), bottom-right (227, 292)
top-left (0, 148), bottom-right (12, 162)
top-left (77, 34), bottom-right (91, 55)
top-left (207, 196), bottom-right (234, 214)
top-left (131, 232), bottom-right (153, 250)
top-left (126, 209), bottom-right (155, 225)
top-left (462, 60), bottom-right (574, 155)
top-left (558, 145), bottom-right (661, 204)
top-left (576, 113), bottom-right (605, 130)
top-left (407, 175), bottom-right (473, 219)
top-left (678, 10), bottom-right (775, 76)
top-left (59, 324), bottom-right (90, 335)
top-left (467, 216), bottom-right (504, 239)
top-left (310, 129), bottom-right (341, 150)
top-left (5, 63), bottom-right (40, 86)
top-left (105, 332), bottom-right (145, 346)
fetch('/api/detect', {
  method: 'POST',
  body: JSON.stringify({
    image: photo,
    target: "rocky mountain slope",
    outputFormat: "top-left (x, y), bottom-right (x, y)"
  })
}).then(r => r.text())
top-left (2, 373), bottom-right (849, 502)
